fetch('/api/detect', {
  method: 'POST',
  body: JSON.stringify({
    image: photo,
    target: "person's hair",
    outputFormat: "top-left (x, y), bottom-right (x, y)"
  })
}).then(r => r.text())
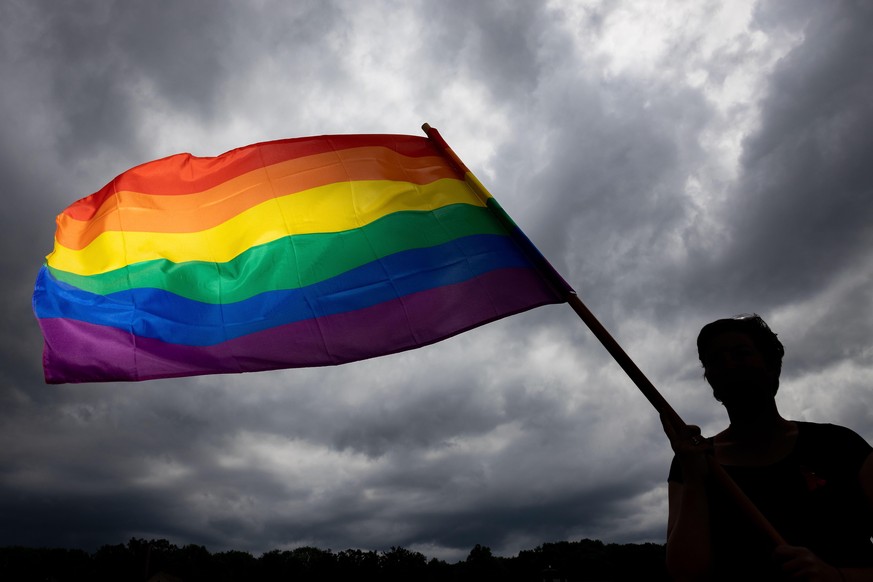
top-left (697, 314), bottom-right (785, 397)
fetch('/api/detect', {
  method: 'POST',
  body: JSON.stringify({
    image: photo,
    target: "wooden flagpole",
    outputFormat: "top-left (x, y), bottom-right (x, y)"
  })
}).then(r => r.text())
top-left (421, 122), bottom-right (786, 547)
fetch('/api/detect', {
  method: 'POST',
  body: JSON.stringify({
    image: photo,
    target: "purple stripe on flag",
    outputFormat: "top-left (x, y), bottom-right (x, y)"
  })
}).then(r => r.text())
top-left (40, 268), bottom-right (559, 383)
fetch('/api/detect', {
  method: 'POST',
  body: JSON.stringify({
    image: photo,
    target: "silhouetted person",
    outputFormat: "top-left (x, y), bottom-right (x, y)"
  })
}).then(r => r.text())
top-left (663, 315), bottom-right (873, 581)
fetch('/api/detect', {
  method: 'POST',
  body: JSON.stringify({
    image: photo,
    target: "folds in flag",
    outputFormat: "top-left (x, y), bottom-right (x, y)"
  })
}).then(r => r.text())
top-left (33, 128), bottom-right (570, 383)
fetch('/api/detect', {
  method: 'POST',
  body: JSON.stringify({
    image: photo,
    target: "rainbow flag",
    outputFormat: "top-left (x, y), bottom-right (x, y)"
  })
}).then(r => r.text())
top-left (33, 127), bottom-right (570, 383)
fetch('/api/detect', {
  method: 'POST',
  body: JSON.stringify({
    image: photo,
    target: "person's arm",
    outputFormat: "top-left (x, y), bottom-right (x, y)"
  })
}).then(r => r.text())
top-left (773, 545), bottom-right (873, 582)
top-left (667, 480), bottom-right (712, 581)
top-left (837, 449), bottom-right (873, 581)
top-left (836, 452), bottom-right (873, 582)
top-left (861, 450), bottom-right (873, 512)
top-left (662, 417), bottom-right (714, 582)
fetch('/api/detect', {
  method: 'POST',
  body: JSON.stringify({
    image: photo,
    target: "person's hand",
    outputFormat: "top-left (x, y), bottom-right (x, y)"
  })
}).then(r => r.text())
top-left (772, 545), bottom-right (843, 581)
top-left (660, 415), bottom-right (712, 480)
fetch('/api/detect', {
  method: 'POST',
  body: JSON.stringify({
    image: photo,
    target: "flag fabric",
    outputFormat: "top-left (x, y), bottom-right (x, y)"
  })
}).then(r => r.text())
top-left (33, 129), bottom-right (570, 383)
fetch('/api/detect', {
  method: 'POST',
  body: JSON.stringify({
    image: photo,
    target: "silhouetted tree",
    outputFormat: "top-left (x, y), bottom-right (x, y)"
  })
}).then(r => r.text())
top-left (166, 543), bottom-right (213, 581)
top-left (92, 542), bottom-right (138, 582)
top-left (212, 549), bottom-right (258, 582)
top-left (605, 542), bottom-right (668, 581)
top-left (292, 545), bottom-right (337, 579)
top-left (380, 546), bottom-right (427, 581)
top-left (0, 536), bottom-right (669, 581)
top-left (336, 548), bottom-right (381, 578)
top-left (258, 549), bottom-right (294, 581)
top-left (461, 543), bottom-right (508, 580)
top-left (0, 547), bottom-right (91, 582)
top-left (426, 556), bottom-right (453, 581)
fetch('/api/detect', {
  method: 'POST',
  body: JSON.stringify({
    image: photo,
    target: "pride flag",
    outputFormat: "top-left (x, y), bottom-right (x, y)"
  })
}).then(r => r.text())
top-left (33, 126), bottom-right (570, 383)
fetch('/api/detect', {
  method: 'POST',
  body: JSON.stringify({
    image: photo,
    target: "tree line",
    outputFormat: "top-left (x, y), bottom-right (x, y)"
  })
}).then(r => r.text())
top-left (0, 537), bottom-right (668, 581)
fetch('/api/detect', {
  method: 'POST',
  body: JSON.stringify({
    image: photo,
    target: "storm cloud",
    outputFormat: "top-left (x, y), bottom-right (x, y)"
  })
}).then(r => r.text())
top-left (1, 0), bottom-right (871, 562)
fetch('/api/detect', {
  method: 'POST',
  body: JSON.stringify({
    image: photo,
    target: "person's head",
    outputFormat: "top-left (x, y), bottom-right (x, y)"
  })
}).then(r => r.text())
top-left (697, 314), bottom-right (784, 404)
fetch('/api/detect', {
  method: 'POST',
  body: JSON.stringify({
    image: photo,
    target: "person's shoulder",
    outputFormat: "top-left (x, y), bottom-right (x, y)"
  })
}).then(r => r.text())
top-left (795, 420), bottom-right (870, 444)
top-left (794, 420), bottom-right (872, 463)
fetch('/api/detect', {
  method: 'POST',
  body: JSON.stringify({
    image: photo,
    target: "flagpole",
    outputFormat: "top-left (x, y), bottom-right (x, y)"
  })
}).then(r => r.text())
top-left (421, 122), bottom-right (786, 547)
top-left (565, 293), bottom-right (684, 427)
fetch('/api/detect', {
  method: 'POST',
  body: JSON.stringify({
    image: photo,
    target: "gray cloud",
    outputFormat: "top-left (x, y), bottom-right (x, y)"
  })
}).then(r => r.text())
top-left (1, 0), bottom-right (871, 561)
top-left (711, 0), bottom-right (873, 304)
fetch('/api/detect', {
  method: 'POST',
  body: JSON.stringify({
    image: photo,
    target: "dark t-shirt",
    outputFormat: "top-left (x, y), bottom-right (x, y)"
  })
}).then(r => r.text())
top-left (668, 422), bottom-right (873, 579)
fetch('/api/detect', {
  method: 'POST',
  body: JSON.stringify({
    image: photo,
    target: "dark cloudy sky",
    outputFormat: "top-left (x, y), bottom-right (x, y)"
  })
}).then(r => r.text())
top-left (2, 0), bottom-right (872, 562)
